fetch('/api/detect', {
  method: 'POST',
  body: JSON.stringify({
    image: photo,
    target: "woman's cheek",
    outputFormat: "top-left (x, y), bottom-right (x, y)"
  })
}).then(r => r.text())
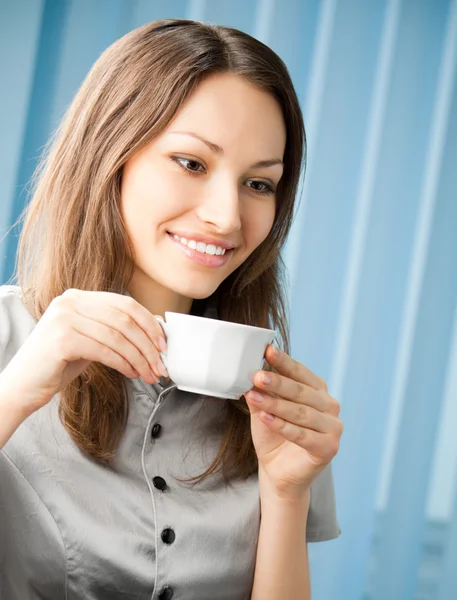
top-left (249, 203), bottom-right (275, 245)
top-left (164, 173), bottom-right (200, 210)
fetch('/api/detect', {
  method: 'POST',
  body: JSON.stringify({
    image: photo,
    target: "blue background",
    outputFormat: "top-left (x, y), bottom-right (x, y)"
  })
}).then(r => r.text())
top-left (1, 1), bottom-right (457, 598)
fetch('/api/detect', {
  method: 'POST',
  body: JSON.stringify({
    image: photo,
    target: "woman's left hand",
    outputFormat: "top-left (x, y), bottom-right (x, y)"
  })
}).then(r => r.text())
top-left (245, 344), bottom-right (344, 501)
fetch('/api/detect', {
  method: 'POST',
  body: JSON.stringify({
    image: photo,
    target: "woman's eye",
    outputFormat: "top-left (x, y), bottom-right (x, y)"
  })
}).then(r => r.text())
top-left (172, 157), bottom-right (275, 196)
top-left (172, 157), bottom-right (205, 174)
top-left (246, 180), bottom-right (275, 196)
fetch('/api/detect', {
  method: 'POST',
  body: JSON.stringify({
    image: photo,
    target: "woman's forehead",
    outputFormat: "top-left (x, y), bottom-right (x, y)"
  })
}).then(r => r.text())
top-left (160, 73), bottom-right (287, 158)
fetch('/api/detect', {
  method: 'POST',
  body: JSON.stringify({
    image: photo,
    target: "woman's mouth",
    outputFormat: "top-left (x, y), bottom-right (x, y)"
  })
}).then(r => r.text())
top-left (166, 232), bottom-right (234, 268)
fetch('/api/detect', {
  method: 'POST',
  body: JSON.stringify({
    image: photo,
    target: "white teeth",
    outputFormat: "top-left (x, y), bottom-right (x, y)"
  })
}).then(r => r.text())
top-left (171, 234), bottom-right (228, 256)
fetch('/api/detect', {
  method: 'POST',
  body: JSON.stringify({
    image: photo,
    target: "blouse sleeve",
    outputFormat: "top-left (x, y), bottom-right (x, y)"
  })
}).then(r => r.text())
top-left (306, 462), bottom-right (341, 542)
top-left (0, 285), bottom-right (37, 374)
top-left (0, 286), bottom-right (15, 372)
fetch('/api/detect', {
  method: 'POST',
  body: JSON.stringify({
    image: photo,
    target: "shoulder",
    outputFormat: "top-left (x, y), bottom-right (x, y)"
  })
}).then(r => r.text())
top-left (0, 285), bottom-right (38, 371)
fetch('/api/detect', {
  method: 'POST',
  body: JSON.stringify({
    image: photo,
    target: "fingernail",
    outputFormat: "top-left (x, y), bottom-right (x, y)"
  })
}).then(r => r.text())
top-left (261, 372), bottom-right (272, 385)
top-left (272, 344), bottom-right (280, 357)
top-left (157, 359), bottom-right (168, 377)
top-left (158, 336), bottom-right (167, 352)
top-left (249, 390), bottom-right (264, 403)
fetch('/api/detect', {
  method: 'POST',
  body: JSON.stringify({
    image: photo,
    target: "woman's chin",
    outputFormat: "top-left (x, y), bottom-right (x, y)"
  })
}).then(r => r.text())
top-left (172, 281), bottom-right (219, 301)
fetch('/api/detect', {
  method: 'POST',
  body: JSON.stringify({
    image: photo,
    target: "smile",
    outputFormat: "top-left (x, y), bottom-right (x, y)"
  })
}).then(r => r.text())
top-left (170, 234), bottom-right (227, 256)
top-left (167, 232), bottom-right (234, 268)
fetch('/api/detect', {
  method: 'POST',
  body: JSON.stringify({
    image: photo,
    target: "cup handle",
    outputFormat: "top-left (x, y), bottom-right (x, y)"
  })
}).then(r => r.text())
top-left (155, 316), bottom-right (169, 369)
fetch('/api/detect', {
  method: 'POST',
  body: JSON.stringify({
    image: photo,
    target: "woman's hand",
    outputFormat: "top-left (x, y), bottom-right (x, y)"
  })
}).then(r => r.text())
top-left (0, 289), bottom-right (168, 415)
top-left (245, 344), bottom-right (343, 501)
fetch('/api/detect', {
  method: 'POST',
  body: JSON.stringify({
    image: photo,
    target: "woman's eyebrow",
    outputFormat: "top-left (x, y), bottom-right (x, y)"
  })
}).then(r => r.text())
top-left (168, 131), bottom-right (284, 169)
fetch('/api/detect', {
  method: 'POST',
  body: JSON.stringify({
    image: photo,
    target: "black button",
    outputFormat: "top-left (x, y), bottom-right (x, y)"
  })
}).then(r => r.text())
top-left (151, 423), bottom-right (162, 439)
top-left (161, 528), bottom-right (176, 544)
top-left (158, 585), bottom-right (174, 600)
top-left (153, 476), bottom-right (167, 491)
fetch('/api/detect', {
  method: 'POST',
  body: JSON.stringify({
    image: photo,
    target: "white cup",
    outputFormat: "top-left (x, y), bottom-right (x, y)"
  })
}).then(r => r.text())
top-left (156, 312), bottom-right (276, 399)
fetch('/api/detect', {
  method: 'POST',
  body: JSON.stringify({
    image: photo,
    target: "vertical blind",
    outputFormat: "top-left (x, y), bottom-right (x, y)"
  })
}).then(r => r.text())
top-left (1, 1), bottom-right (456, 598)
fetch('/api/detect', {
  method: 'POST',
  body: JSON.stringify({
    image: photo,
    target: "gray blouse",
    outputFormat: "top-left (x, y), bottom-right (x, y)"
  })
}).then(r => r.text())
top-left (0, 285), bottom-right (340, 600)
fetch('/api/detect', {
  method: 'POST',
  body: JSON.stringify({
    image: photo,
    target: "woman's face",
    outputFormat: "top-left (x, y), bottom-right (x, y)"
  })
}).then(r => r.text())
top-left (121, 72), bottom-right (286, 314)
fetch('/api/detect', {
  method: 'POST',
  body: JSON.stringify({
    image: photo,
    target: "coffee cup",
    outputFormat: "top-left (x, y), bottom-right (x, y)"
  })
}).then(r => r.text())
top-left (155, 312), bottom-right (276, 399)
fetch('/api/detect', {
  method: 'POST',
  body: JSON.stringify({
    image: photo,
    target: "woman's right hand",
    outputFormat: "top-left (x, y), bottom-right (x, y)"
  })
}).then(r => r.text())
top-left (0, 288), bottom-right (168, 415)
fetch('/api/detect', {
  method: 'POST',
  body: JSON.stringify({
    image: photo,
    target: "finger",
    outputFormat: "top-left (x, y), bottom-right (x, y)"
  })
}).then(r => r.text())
top-left (64, 289), bottom-right (168, 354)
top-left (245, 390), bottom-right (336, 433)
top-left (71, 291), bottom-right (167, 378)
top-left (82, 303), bottom-right (167, 378)
top-left (255, 411), bottom-right (340, 462)
top-left (253, 371), bottom-right (333, 413)
top-left (70, 313), bottom-right (158, 383)
top-left (118, 294), bottom-right (168, 353)
top-left (66, 328), bottom-right (143, 380)
top-left (264, 344), bottom-right (327, 392)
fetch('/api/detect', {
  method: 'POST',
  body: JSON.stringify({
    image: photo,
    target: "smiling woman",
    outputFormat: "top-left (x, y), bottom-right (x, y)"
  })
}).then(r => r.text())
top-left (121, 72), bottom-right (285, 310)
top-left (0, 18), bottom-right (341, 600)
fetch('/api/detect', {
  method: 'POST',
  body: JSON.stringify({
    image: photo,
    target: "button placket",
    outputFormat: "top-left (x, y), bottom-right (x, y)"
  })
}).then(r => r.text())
top-left (140, 382), bottom-right (178, 600)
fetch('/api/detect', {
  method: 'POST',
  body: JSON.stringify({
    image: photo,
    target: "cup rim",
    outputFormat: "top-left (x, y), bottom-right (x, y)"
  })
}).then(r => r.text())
top-left (164, 311), bottom-right (276, 335)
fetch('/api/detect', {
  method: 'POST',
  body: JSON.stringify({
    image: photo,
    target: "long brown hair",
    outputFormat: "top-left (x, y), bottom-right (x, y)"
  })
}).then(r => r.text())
top-left (9, 19), bottom-right (305, 484)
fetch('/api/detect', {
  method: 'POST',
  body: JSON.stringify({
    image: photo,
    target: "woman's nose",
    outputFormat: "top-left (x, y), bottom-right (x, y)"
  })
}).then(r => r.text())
top-left (195, 181), bottom-right (242, 233)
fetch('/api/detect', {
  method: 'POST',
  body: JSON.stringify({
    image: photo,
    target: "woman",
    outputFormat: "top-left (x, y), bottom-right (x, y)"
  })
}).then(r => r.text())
top-left (0, 19), bottom-right (343, 600)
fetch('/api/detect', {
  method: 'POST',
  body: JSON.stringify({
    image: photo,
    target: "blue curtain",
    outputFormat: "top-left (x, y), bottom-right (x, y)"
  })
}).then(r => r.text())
top-left (1, 1), bottom-right (456, 598)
